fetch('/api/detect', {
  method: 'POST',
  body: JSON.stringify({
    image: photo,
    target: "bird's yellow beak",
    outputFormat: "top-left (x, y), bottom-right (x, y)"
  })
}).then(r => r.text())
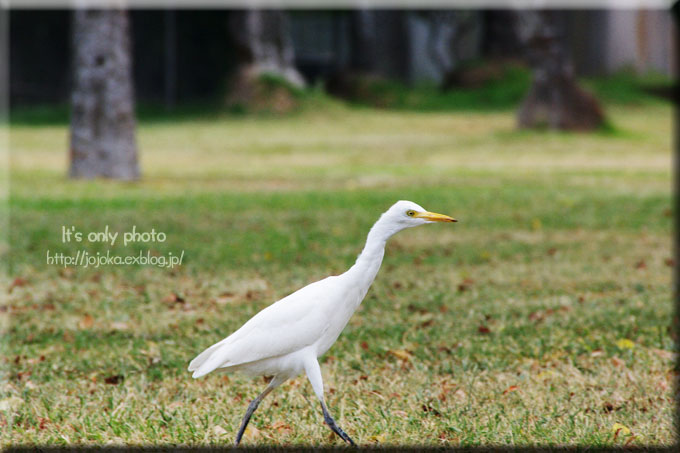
top-left (414, 211), bottom-right (457, 223)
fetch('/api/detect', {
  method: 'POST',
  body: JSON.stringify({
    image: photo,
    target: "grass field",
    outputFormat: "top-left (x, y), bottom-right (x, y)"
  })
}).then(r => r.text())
top-left (2, 94), bottom-right (675, 446)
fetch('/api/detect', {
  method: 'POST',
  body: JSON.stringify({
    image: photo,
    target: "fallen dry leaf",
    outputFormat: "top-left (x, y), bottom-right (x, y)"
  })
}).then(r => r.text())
top-left (271, 421), bottom-right (292, 434)
top-left (651, 348), bottom-right (675, 361)
top-left (616, 339), bottom-right (635, 349)
top-left (103, 375), bottom-right (124, 385)
top-left (0, 396), bottom-right (24, 412)
top-left (8, 277), bottom-right (28, 292)
top-left (389, 349), bottom-right (411, 361)
top-left (478, 325), bottom-right (491, 334)
top-left (611, 357), bottom-right (625, 367)
top-left (78, 314), bottom-right (94, 329)
top-left (457, 278), bottom-right (474, 292)
top-left (422, 404), bottom-right (441, 416)
top-left (163, 292), bottom-right (185, 304)
top-left (110, 321), bottom-right (129, 331)
top-left (392, 410), bottom-right (408, 418)
top-left (612, 422), bottom-right (631, 438)
top-left (503, 385), bottom-right (519, 395)
top-left (528, 311), bottom-right (543, 322)
top-left (368, 433), bottom-right (387, 443)
top-left (38, 417), bottom-right (50, 430)
top-left (243, 424), bottom-right (261, 441)
top-left (213, 425), bottom-right (227, 436)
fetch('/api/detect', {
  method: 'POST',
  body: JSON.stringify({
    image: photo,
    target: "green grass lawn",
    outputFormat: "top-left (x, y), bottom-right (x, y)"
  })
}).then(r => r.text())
top-left (2, 98), bottom-right (674, 446)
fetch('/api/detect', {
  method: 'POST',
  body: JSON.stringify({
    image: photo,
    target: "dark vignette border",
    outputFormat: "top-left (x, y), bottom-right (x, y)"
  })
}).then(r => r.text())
top-left (4, 2), bottom-right (680, 452)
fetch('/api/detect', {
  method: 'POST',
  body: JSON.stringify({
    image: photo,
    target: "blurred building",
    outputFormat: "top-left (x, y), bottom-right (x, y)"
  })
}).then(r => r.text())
top-left (568, 9), bottom-right (676, 76)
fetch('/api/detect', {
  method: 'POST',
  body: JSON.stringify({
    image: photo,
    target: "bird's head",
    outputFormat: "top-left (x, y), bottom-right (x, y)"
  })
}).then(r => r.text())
top-left (384, 200), bottom-right (457, 229)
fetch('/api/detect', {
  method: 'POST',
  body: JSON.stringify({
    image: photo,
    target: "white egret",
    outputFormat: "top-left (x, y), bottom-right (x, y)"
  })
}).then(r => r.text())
top-left (188, 200), bottom-right (456, 445)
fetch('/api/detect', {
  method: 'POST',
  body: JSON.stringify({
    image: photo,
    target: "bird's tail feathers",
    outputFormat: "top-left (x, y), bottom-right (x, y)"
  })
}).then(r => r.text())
top-left (188, 339), bottom-right (230, 376)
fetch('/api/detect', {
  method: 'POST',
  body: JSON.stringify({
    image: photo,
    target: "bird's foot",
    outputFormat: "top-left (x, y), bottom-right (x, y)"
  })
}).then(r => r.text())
top-left (323, 413), bottom-right (356, 446)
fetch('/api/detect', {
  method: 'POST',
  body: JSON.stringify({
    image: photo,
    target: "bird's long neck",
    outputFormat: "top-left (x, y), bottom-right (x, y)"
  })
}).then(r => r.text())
top-left (344, 214), bottom-right (399, 295)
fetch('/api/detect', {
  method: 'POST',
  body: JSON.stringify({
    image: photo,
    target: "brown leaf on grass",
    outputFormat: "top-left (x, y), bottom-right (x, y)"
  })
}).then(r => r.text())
top-left (664, 258), bottom-right (675, 267)
top-left (611, 357), bottom-right (625, 367)
top-left (109, 322), bottom-right (129, 331)
top-left (457, 278), bottom-right (474, 292)
top-left (407, 304), bottom-right (428, 314)
top-left (634, 260), bottom-right (646, 269)
top-left (503, 385), bottom-right (519, 395)
top-left (421, 319), bottom-right (435, 328)
top-left (360, 341), bottom-right (369, 350)
top-left (271, 421), bottom-right (292, 435)
top-left (528, 311), bottom-right (543, 322)
top-left (663, 208), bottom-right (672, 217)
top-left (104, 375), bottom-right (124, 385)
top-left (651, 348), bottom-right (675, 361)
top-left (547, 247), bottom-right (557, 256)
top-left (453, 389), bottom-right (467, 400)
top-left (243, 424), bottom-right (261, 441)
top-left (59, 267), bottom-right (75, 279)
top-left (624, 435), bottom-right (640, 446)
top-left (392, 281), bottom-right (403, 289)
top-left (603, 402), bottom-right (624, 413)
top-left (38, 417), bottom-right (50, 430)
top-left (8, 277), bottom-right (27, 292)
top-left (213, 425), bottom-right (227, 436)
top-left (163, 292), bottom-right (185, 304)
top-left (78, 314), bottom-right (94, 329)
top-left (422, 404), bottom-right (441, 416)
top-left (478, 325), bottom-right (491, 334)
top-left (368, 433), bottom-right (387, 443)
top-left (389, 349), bottom-right (412, 361)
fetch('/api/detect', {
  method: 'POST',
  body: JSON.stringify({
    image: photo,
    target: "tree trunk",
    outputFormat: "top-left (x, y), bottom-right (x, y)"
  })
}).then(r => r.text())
top-left (516, 10), bottom-right (604, 131)
top-left (349, 10), bottom-right (377, 74)
top-left (69, 9), bottom-right (139, 180)
top-left (228, 10), bottom-right (304, 88)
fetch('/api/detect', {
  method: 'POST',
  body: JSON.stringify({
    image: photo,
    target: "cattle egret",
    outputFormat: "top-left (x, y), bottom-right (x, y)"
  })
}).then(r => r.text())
top-left (188, 200), bottom-right (456, 445)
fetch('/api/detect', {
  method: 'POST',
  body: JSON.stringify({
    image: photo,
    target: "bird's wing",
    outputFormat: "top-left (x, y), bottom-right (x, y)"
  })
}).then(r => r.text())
top-left (189, 276), bottom-right (344, 378)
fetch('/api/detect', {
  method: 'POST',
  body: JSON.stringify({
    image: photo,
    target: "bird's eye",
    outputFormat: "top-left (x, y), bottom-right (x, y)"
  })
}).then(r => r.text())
top-left (406, 210), bottom-right (415, 217)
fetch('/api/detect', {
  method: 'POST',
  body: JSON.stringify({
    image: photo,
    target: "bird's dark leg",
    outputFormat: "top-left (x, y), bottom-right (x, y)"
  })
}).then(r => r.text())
top-left (321, 400), bottom-right (357, 446)
top-left (234, 375), bottom-right (286, 446)
top-left (304, 357), bottom-right (357, 446)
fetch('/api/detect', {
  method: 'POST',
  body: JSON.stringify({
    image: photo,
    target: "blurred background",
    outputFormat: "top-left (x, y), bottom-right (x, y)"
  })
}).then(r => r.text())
top-left (10, 9), bottom-right (676, 113)
top-left (4, 4), bottom-right (678, 447)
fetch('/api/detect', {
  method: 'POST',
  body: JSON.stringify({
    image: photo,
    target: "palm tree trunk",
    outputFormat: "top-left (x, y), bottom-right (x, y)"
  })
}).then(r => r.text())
top-left (516, 10), bottom-right (605, 131)
top-left (69, 9), bottom-right (139, 180)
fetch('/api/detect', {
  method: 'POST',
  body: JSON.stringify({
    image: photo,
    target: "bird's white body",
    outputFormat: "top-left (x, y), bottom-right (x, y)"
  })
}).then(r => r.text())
top-left (188, 200), bottom-right (456, 445)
